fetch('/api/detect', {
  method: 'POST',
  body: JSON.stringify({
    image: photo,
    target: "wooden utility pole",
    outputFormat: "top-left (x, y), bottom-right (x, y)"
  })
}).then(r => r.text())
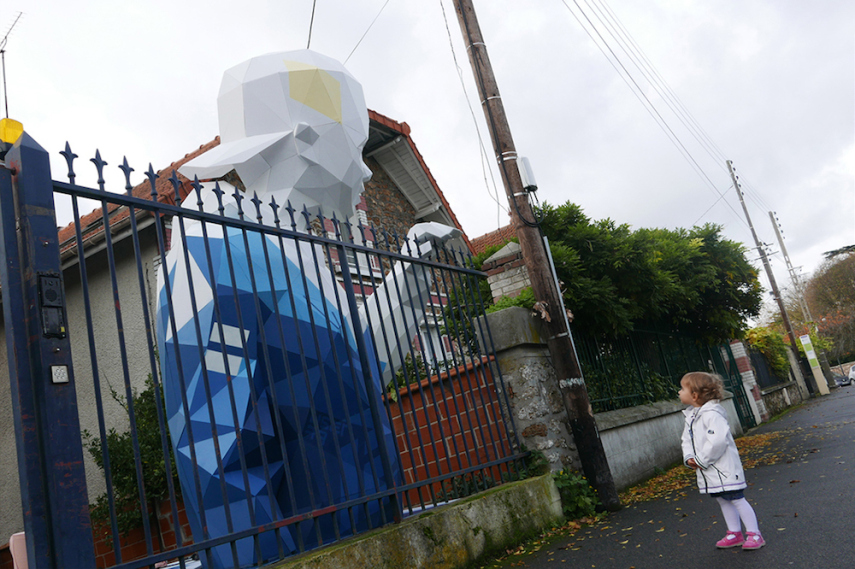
top-left (726, 161), bottom-right (817, 393)
top-left (452, 0), bottom-right (619, 510)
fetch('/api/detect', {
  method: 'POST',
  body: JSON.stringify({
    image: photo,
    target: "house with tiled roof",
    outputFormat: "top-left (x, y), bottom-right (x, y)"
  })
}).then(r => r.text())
top-left (0, 110), bottom-right (473, 564)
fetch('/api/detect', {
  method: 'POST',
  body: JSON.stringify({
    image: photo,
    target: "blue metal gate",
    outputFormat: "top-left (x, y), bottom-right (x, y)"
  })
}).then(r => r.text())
top-left (0, 134), bottom-right (524, 569)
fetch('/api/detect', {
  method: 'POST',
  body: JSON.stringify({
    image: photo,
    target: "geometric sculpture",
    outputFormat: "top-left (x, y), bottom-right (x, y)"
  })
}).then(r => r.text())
top-left (155, 50), bottom-right (459, 569)
top-left (156, 225), bottom-right (392, 568)
top-left (178, 50), bottom-right (373, 224)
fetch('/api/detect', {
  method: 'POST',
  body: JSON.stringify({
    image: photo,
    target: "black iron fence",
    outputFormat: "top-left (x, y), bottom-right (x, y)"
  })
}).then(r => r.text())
top-left (0, 136), bottom-right (525, 569)
top-left (574, 327), bottom-right (755, 430)
top-left (748, 348), bottom-right (788, 390)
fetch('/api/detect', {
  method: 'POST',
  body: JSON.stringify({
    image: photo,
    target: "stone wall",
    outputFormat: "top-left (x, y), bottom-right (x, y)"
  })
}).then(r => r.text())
top-left (476, 307), bottom-right (580, 472)
top-left (274, 474), bottom-right (564, 569)
top-left (760, 383), bottom-right (797, 417)
top-left (729, 339), bottom-right (807, 420)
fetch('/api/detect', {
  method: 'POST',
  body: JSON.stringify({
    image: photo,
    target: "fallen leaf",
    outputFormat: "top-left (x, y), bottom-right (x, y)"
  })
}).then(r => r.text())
top-left (789, 480), bottom-right (800, 484)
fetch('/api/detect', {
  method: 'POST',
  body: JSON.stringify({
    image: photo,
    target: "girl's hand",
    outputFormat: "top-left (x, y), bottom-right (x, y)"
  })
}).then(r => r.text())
top-left (687, 458), bottom-right (699, 469)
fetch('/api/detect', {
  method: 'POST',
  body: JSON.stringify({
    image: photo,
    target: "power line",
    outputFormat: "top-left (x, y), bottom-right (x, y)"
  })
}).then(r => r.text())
top-left (438, 0), bottom-right (508, 227)
top-left (561, 0), bottom-right (749, 231)
top-left (585, 0), bottom-right (777, 218)
top-left (588, 0), bottom-right (726, 164)
top-left (345, 0), bottom-right (393, 65)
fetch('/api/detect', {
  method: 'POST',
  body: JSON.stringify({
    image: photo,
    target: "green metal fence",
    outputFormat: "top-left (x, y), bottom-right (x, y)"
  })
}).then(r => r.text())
top-left (574, 327), bottom-right (756, 430)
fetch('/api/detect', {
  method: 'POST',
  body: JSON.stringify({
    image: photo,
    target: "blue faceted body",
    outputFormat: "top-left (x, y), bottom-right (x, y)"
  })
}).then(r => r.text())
top-left (156, 223), bottom-right (400, 569)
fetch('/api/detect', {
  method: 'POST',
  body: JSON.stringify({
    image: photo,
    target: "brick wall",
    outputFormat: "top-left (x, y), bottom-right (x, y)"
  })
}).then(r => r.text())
top-left (0, 499), bottom-right (192, 569)
top-left (729, 340), bottom-right (768, 423)
top-left (91, 498), bottom-right (192, 568)
top-left (385, 357), bottom-right (510, 508)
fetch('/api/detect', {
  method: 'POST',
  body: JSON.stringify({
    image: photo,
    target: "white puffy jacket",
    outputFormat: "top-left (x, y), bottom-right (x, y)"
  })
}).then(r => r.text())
top-left (681, 401), bottom-right (747, 494)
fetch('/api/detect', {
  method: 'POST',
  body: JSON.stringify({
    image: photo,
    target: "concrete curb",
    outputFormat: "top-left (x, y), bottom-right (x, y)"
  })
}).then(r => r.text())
top-left (272, 474), bottom-right (564, 569)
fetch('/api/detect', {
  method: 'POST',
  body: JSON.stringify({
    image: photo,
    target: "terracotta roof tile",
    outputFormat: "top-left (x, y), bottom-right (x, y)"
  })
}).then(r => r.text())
top-left (57, 137), bottom-right (221, 250)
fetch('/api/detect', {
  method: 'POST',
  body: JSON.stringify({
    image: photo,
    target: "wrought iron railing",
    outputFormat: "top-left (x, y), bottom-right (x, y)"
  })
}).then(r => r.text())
top-left (0, 137), bottom-right (525, 569)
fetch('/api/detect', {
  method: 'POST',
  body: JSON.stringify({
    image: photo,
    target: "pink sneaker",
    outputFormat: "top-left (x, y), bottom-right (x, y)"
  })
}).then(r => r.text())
top-left (742, 532), bottom-right (766, 550)
top-left (716, 531), bottom-right (744, 548)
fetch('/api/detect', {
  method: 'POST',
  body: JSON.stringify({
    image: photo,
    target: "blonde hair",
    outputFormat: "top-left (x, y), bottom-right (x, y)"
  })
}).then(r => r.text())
top-left (681, 372), bottom-right (725, 405)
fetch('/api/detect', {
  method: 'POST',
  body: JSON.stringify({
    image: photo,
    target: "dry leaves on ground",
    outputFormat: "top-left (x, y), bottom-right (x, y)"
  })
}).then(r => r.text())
top-left (619, 431), bottom-right (787, 506)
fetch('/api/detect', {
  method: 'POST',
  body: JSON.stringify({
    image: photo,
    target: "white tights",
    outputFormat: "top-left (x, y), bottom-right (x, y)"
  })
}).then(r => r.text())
top-left (716, 497), bottom-right (759, 534)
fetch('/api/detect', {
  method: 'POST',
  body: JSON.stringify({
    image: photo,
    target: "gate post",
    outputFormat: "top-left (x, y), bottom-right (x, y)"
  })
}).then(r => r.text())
top-left (0, 132), bottom-right (95, 568)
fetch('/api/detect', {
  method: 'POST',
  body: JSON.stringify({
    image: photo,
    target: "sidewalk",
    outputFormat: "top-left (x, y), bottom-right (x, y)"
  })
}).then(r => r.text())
top-left (480, 386), bottom-right (855, 569)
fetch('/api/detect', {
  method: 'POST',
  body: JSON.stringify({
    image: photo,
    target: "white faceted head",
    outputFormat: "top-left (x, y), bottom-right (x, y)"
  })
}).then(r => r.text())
top-left (181, 50), bottom-right (372, 220)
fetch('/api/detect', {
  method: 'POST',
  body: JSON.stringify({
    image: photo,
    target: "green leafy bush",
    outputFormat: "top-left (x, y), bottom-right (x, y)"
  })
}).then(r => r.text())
top-left (386, 352), bottom-right (429, 402)
top-left (553, 469), bottom-right (599, 519)
top-left (522, 447), bottom-right (550, 477)
top-left (82, 376), bottom-right (178, 543)
top-left (746, 327), bottom-right (790, 380)
top-left (486, 287), bottom-right (536, 314)
top-left (582, 350), bottom-right (677, 411)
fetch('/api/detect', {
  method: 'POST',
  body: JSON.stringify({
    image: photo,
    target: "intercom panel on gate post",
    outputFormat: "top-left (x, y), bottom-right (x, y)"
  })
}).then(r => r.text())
top-left (38, 274), bottom-right (66, 338)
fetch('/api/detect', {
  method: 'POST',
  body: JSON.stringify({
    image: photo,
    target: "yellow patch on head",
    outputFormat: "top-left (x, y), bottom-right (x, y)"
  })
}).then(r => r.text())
top-left (284, 60), bottom-right (342, 124)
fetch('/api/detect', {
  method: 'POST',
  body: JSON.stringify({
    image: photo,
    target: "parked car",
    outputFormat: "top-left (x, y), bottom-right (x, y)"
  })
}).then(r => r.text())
top-left (835, 375), bottom-right (852, 387)
top-left (835, 367), bottom-right (855, 387)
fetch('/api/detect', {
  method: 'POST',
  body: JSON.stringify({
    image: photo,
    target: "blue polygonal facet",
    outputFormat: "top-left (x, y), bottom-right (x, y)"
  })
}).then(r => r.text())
top-left (156, 224), bottom-right (400, 569)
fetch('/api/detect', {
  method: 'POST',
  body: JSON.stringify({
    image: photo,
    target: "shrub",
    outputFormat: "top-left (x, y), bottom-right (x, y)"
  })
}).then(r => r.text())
top-left (82, 376), bottom-right (178, 544)
top-left (553, 469), bottom-right (599, 519)
top-left (746, 327), bottom-right (790, 379)
top-left (486, 287), bottom-right (537, 314)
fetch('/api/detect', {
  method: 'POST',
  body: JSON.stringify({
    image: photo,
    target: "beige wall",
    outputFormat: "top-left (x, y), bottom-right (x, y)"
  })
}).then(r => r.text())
top-left (0, 225), bottom-right (161, 539)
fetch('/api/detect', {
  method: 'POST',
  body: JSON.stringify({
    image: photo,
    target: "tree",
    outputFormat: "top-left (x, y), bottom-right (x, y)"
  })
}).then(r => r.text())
top-left (805, 251), bottom-right (855, 361)
top-left (536, 202), bottom-right (762, 341)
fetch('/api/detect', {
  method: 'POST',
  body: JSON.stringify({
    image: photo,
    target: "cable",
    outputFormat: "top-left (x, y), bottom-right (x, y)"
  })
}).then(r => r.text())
top-left (561, 0), bottom-right (750, 232)
top-left (306, 0), bottom-right (318, 49)
top-left (438, 0), bottom-right (509, 228)
top-left (345, 0), bottom-right (393, 65)
top-left (691, 183), bottom-right (734, 227)
top-left (588, 0), bottom-right (777, 219)
top-left (592, 0), bottom-right (729, 166)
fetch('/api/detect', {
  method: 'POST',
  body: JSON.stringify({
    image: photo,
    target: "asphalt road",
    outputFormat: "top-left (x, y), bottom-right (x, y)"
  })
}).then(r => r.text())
top-left (482, 385), bottom-right (855, 569)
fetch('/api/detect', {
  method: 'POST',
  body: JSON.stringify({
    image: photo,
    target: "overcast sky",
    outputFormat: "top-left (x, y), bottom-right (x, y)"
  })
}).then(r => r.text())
top-left (4, 0), bottom-right (854, 309)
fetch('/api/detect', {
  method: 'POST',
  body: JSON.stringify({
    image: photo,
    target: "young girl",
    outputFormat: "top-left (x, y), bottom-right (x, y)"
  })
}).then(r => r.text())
top-left (679, 372), bottom-right (765, 550)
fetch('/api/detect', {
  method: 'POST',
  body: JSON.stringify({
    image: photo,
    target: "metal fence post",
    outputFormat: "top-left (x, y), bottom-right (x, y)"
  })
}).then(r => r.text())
top-left (0, 133), bottom-right (95, 568)
top-left (335, 242), bottom-right (401, 522)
